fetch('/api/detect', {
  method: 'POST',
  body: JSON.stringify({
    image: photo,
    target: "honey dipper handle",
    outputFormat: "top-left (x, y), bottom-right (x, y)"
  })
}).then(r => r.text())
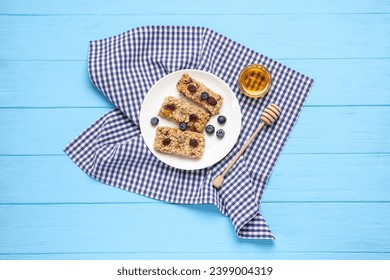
top-left (213, 103), bottom-right (281, 188)
top-left (221, 122), bottom-right (266, 178)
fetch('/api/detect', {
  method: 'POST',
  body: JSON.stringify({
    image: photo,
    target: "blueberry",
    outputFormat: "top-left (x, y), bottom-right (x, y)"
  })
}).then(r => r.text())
top-left (216, 129), bottom-right (225, 138)
top-left (150, 117), bottom-right (159, 126)
top-left (205, 125), bottom-right (215, 134)
top-left (201, 92), bottom-right (209, 100)
top-left (217, 115), bottom-right (227, 124)
top-left (179, 122), bottom-right (188, 131)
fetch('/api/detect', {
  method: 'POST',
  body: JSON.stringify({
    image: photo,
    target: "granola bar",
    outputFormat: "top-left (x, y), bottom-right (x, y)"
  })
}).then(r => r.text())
top-left (176, 73), bottom-right (223, 115)
top-left (153, 127), bottom-right (205, 159)
top-left (158, 96), bottom-right (211, 133)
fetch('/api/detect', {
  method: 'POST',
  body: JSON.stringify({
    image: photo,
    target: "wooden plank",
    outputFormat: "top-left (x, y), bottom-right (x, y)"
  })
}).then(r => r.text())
top-left (0, 108), bottom-right (108, 155)
top-left (1, 154), bottom-right (389, 204)
top-left (0, 14), bottom-right (389, 60)
top-left (1, 59), bottom-right (389, 107)
top-left (284, 58), bottom-right (390, 106)
top-left (0, 203), bottom-right (389, 254)
top-left (267, 154), bottom-right (390, 202)
top-left (0, 156), bottom-right (150, 204)
top-left (0, 61), bottom-right (112, 108)
top-left (2, 0), bottom-right (389, 14)
top-left (2, 252), bottom-right (389, 260)
top-left (0, 107), bottom-right (389, 155)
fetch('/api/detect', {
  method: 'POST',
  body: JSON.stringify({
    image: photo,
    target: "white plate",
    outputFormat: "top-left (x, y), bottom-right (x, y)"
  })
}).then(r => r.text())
top-left (140, 69), bottom-right (242, 170)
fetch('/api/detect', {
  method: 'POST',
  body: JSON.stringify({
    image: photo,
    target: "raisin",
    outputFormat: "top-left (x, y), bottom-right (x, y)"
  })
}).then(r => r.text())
top-left (189, 139), bottom-right (199, 148)
top-left (164, 104), bottom-right (177, 111)
top-left (189, 114), bottom-right (198, 122)
top-left (187, 84), bottom-right (197, 93)
top-left (162, 138), bottom-right (171, 146)
top-left (207, 96), bottom-right (217, 106)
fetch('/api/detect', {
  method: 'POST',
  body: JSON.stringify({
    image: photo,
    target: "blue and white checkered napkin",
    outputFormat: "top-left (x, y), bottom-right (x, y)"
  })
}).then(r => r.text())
top-left (65, 26), bottom-right (313, 239)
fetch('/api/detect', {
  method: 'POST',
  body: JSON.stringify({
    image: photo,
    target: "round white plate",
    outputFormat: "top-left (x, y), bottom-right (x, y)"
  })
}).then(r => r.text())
top-left (140, 69), bottom-right (242, 170)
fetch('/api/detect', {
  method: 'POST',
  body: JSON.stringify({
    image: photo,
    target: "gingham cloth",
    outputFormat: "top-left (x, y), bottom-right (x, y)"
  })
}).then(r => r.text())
top-left (64, 26), bottom-right (313, 239)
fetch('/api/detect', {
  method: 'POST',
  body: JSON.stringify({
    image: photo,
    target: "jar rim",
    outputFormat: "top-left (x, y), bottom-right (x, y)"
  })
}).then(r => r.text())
top-left (238, 64), bottom-right (272, 99)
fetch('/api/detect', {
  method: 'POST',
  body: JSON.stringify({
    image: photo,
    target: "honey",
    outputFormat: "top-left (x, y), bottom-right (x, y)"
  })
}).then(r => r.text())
top-left (238, 64), bottom-right (272, 98)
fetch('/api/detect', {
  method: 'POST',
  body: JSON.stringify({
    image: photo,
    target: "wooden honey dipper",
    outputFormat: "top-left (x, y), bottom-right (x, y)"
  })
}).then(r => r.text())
top-left (212, 103), bottom-right (281, 188)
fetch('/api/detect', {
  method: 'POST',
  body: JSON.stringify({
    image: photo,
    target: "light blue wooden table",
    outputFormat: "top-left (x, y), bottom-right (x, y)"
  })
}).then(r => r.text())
top-left (1, 0), bottom-right (389, 260)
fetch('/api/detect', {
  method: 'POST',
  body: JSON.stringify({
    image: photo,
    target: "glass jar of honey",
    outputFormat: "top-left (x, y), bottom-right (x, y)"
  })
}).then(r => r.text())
top-left (238, 64), bottom-right (272, 98)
